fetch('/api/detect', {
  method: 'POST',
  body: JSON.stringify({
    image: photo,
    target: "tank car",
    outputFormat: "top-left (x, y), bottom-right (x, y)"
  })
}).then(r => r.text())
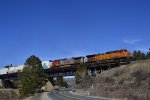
top-left (42, 61), bottom-right (52, 69)
top-left (0, 68), bottom-right (8, 75)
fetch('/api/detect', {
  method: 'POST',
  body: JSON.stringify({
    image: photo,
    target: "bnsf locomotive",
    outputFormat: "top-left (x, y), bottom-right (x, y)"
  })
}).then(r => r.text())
top-left (52, 57), bottom-right (85, 68)
top-left (51, 49), bottom-right (132, 68)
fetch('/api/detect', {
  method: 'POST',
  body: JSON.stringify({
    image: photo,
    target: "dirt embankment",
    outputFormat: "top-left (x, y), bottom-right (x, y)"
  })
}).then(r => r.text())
top-left (0, 81), bottom-right (54, 100)
top-left (0, 89), bottom-right (18, 100)
top-left (75, 60), bottom-right (150, 100)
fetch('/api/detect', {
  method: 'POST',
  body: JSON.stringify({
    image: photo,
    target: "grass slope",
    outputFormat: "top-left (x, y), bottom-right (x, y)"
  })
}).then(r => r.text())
top-left (76, 60), bottom-right (150, 100)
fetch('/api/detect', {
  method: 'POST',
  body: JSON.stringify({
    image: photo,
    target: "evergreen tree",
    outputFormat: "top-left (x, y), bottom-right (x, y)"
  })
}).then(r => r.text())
top-left (146, 49), bottom-right (150, 59)
top-left (133, 50), bottom-right (148, 60)
top-left (18, 55), bottom-right (47, 99)
top-left (133, 50), bottom-right (138, 61)
top-left (62, 80), bottom-right (68, 88)
top-left (55, 76), bottom-right (68, 88)
top-left (137, 51), bottom-right (142, 60)
top-left (141, 53), bottom-right (146, 60)
top-left (133, 50), bottom-right (143, 60)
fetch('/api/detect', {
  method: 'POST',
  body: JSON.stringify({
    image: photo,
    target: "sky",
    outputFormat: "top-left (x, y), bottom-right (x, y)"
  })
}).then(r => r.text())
top-left (0, 0), bottom-right (150, 67)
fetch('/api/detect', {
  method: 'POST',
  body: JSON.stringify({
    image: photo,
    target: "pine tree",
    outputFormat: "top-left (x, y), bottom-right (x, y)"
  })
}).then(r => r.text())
top-left (146, 48), bottom-right (150, 59)
top-left (133, 50), bottom-right (148, 60)
top-left (18, 55), bottom-right (47, 99)
top-left (55, 76), bottom-right (68, 88)
top-left (141, 53), bottom-right (146, 60)
top-left (133, 50), bottom-right (138, 61)
top-left (62, 80), bottom-right (68, 88)
top-left (137, 51), bottom-right (142, 60)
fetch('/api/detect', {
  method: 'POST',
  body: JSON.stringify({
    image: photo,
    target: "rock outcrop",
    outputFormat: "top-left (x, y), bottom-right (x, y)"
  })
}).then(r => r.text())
top-left (43, 81), bottom-right (54, 92)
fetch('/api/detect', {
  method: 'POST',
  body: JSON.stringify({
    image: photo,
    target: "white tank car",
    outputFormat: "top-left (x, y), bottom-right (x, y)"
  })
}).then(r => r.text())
top-left (42, 61), bottom-right (52, 69)
top-left (0, 61), bottom-right (52, 75)
top-left (7, 65), bottom-right (25, 73)
top-left (0, 68), bottom-right (8, 75)
top-left (15, 65), bottom-right (24, 72)
top-left (8, 66), bottom-right (17, 73)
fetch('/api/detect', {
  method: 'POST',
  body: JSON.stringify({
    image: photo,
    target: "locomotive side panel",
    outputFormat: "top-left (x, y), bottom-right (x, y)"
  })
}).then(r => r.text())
top-left (60, 58), bottom-right (74, 66)
top-left (52, 60), bottom-right (60, 68)
top-left (87, 49), bottom-right (132, 63)
top-left (74, 57), bottom-right (84, 64)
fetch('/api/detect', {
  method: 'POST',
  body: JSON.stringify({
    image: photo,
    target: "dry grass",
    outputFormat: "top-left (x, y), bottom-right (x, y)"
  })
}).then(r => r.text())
top-left (0, 89), bottom-right (19, 100)
top-left (75, 60), bottom-right (150, 100)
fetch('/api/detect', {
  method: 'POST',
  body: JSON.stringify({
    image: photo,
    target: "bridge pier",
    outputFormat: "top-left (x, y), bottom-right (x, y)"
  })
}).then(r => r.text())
top-left (48, 77), bottom-right (55, 86)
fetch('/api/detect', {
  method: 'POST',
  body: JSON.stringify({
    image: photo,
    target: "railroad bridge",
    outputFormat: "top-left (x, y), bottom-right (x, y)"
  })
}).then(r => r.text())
top-left (0, 49), bottom-right (131, 88)
top-left (0, 58), bottom-right (130, 80)
top-left (0, 56), bottom-right (131, 88)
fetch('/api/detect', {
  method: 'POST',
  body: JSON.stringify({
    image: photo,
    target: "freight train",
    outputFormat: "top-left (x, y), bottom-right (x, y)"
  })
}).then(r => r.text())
top-left (51, 49), bottom-right (132, 68)
top-left (0, 49), bottom-right (132, 75)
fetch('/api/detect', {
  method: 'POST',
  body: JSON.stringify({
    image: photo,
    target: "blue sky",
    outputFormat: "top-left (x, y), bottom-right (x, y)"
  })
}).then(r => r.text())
top-left (0, 0), bottom-right (150, 67)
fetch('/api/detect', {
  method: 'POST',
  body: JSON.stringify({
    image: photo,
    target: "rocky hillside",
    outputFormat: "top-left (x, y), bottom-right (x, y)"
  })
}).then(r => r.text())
top-left (75, 60), bottom-right (150, 100)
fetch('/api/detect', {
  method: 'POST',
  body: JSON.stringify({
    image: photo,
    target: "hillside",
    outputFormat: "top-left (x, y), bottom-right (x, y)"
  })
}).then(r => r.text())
top-left (75, 60), bottom-right (150, 100)
top-left (0, 89), bottom-right (18, 100)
